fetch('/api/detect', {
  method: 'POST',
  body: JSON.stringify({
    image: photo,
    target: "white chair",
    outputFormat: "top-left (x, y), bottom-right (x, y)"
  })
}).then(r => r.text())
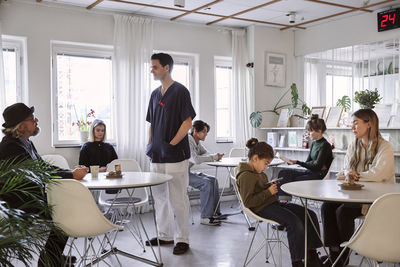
top-left (229, 147), bottom-right (247, 158)
top-left (98, 159), bottom-right (148, 250)
top-left (235, 168), bottom-right (287, 267)
top-left (41, 154), bottom-right (70, 169)
top-left (336, 193), bottom-right (400, 267)
top-left (231, 165), bottom-right (254, 230)
top-left (46, 179), bottom-right (123, 266)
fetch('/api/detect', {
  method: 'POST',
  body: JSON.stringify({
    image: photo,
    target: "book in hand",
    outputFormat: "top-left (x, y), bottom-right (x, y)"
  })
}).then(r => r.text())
top-left (276, 152), bottom-right (293, 165)
top-left (265, 177), bottom-right (283, 186)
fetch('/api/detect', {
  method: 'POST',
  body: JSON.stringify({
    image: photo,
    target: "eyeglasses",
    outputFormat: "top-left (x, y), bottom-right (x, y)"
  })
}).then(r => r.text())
top-left (24, 115), bottom-right (36, 122)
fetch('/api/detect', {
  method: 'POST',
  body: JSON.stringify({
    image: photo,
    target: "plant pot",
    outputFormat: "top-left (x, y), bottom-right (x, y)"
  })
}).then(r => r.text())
top-left (80, 131), bottom-right (89, 143)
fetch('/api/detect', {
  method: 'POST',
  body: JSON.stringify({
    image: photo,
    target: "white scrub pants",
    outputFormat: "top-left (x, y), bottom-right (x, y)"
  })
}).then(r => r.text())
top-left (150, 159), bottom-right (189, 244)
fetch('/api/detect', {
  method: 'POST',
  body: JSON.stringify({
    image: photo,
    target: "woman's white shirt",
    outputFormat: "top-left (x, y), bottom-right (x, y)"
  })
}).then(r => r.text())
top-left (341, 138), bottom-right (395, 183)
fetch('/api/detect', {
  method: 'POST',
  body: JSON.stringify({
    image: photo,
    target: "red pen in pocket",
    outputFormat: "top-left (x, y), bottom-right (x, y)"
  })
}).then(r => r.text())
top-left (159, 101), bottom-right (165, 107)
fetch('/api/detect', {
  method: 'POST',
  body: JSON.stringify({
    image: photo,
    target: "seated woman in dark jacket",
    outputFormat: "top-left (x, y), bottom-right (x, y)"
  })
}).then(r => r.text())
top-left (277, 114), bottom-right (333, 199)
top-left (79, 119), bottom-right (118, 172)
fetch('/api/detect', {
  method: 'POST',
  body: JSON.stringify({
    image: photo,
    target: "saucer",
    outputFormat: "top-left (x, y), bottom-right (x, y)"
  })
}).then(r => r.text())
top-left (339, 183), bottom-right (364, 190)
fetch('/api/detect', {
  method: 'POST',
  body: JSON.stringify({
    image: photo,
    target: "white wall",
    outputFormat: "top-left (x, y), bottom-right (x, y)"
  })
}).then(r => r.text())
top-left (295, 11), bottom-right (400, 56)
top-left (0, 0), bottom-right (233, 166)
top-left (249, 25), bottom-right (295, 138)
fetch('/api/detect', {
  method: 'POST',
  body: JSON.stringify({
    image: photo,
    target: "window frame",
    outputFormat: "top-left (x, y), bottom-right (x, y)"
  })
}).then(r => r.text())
top-left (1, 35), bottom-right (28, 105)
top-left (51, 41), bottom-right (114, 147)
top-left (214, 56), bottom-right (234, 143)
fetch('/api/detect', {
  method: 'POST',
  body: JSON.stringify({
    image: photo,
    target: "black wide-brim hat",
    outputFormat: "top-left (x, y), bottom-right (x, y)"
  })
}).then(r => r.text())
top-left (2, 103), bottom-right (35, 128)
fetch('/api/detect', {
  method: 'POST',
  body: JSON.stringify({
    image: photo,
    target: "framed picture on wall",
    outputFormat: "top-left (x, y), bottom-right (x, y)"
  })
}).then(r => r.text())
top-left (310, 106), bottom-right (326, 120)
top-left (265, 52), bottom-right (286, 87)
top-left (326, 106), bottom-right (344, 127)
top-left (276, 108), bottom-right (290, 127)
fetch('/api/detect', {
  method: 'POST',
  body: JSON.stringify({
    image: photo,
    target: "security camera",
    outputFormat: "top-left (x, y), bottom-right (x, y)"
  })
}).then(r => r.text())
top-left (174, 0), bottom-right (185, 8)
top-left (287, 12), bottom-right (296, 24)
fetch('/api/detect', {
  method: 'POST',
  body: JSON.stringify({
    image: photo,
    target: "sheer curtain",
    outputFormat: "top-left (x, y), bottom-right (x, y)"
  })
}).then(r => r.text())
top-left (232, 29), bottom-right (254, 146)
top-left (113, 15), bottom-right (153, 171)
top-left (304, 58), bottom-right (326, 107)
top-left (0, 23), bottom-right (6, 128)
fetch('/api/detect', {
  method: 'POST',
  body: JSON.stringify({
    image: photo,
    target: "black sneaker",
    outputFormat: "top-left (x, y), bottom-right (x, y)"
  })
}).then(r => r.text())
top-left (200, 217), bottom-right (221, 226)
top-left (145, 237), bottom-right (174, 246)
top-left (271, 224), bottom-right (286, 231)
top-left (173, 242), bottom-right (189, 255)
top-left (307, 252), bottom-right (323, 267)
top-left (214, 213), bottom-right (228, 220)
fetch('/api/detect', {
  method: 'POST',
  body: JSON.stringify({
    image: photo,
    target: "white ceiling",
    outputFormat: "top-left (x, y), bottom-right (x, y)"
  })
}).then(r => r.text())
top-left (37, 0), bottom-right (400, 29)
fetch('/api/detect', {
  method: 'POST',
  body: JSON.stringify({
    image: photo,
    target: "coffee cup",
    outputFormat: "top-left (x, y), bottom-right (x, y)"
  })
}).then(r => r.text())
top-left (90, 165), bottom-right (99, 178)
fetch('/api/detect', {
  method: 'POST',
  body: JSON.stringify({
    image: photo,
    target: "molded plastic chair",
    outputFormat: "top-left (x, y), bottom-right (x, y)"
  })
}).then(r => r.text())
top-left (41, 154), bottom-right (70, 169)
top-left (336, 193), bottom-right (400, 266)
top-left (46, 179), bottom-right (123, 266)
top-left (235, 168), bottom-right (287, 267)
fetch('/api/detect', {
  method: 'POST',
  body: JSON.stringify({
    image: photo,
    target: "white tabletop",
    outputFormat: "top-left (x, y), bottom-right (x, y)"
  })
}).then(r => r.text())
top-left (80, 171), bottom-right (173, 190)
top-left (206, 157), bottom-right (284, 168)
top-left (281, 180), bottom-right (400, 203)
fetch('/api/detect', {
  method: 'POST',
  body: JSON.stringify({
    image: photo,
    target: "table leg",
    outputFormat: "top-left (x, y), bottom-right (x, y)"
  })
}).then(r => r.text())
top-left (304, 198), bottom-right (308, 267)
top-left (213, 166), bottom-right (230, 215)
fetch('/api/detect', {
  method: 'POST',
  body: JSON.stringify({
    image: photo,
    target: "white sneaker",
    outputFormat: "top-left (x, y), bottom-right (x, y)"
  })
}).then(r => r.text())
top-left (200, 217), bottom-right (221, 226)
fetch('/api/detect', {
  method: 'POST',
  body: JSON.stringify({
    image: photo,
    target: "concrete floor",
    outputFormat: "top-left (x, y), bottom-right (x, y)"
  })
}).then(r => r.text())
top-left (14, 201), bottom-right (393, 267)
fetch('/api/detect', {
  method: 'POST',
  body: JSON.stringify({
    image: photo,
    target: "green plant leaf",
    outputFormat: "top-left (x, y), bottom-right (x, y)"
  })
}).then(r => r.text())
top-left (354, 89), bottom-right (382, 109)
top-left (290, 83), bottom-right (299, 109)
top-left (249, 111), bottom-right (262, 128)
top-left (336, 95), bottom-right (351, 112)
top-left (388, 61), bottom-right (393, 74)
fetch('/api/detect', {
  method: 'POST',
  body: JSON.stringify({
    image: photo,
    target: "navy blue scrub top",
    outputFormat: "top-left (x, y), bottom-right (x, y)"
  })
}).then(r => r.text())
top-left (146, 81), bottom-right (196, 163)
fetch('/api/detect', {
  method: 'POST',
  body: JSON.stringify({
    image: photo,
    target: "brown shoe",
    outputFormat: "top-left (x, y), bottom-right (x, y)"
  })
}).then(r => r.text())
top-left (173, 242), bottom-right (189, 255)
top-left (145, 237), bottom-right (174, 246)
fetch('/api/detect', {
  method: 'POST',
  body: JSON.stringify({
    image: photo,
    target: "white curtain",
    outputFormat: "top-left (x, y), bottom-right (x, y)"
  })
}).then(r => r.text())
top-left (304, 58), bottom-right (326, 107)
top-left (232, 29), bottom-right (254, 146)
top-left (0, 23), bottom-right (6, 128)
top-left (113, 15), bottom-right (153, 171)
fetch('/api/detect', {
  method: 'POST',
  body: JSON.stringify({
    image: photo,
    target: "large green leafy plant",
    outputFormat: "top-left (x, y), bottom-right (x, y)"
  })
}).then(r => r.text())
top-left (0, 159), bottom-right (61, 267)
top-left (354, 89), bottom-right (382, 109)
top-left (250, 83), bottom-right (311, 128)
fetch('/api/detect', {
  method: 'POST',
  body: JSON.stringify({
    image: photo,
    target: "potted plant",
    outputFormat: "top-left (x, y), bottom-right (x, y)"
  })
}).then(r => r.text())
top-left (336, 95), bottom-right (351, 112)
top-left (72, 107), bottom-right (95, 142)
top-left (354, 89), bottom-right (382, 109)
top-left (0, 159), bottom-right (61, 267)
top-left (250, 83), bottom-right (311, 128)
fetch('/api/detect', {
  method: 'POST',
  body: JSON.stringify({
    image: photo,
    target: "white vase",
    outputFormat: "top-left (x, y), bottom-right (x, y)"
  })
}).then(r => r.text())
top-left (80, 131), bottom-right (89, 143)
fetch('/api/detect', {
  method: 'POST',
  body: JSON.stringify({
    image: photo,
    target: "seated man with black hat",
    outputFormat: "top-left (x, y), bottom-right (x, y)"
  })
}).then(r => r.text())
top-left (0, 103), bottom-right (88, 267)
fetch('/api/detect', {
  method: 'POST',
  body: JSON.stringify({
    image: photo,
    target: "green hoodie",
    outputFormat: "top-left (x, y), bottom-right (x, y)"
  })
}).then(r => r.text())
top-left (236, 162), bottom-right (278, 213)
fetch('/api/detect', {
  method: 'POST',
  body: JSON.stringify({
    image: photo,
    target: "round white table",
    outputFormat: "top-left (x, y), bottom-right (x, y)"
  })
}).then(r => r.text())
top-left (281, 180), bottom-right (400, 266)
top-left (281, 180), bottom-right (400, 204)
top-left (81, 171), bottom-right (172, 190)
top-left (81, 171), bottom-right (172, 267)
top-left (207, 157), bottom-right (284, 230)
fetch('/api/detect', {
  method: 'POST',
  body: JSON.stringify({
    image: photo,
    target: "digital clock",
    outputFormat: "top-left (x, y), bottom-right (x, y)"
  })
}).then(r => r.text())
top-left (378, 8), bottom-right (400, 32)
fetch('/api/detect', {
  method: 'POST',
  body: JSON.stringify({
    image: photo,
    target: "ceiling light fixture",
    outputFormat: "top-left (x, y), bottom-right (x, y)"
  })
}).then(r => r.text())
top-left (174, 0), bottom-right (185, 8)
top-left (286, 11), bottom-right (296, 24)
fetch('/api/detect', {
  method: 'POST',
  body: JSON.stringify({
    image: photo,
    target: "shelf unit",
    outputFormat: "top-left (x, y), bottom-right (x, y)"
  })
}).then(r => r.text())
top-left (260, 127), bottom-right (400, 177)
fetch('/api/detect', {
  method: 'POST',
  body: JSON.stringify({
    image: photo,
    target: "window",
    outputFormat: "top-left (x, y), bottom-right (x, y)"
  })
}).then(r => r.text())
top-left (150, 53), bottom-right (196, 107)
top-left (2, 35), bottom-right (27, 106)
top-left (51, 42), bottom-right (113, 146)
top-left (214, 57), bottom-right (233, 142)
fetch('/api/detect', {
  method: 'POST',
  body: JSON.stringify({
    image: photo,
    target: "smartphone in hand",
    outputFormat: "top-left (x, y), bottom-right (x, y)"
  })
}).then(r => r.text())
top-left (265, 177), bottom-right (283, 186)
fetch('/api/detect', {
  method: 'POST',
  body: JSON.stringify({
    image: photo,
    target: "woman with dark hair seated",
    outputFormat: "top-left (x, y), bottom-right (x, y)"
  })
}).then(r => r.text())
top-left (277, 114), bottom-right (333, 200)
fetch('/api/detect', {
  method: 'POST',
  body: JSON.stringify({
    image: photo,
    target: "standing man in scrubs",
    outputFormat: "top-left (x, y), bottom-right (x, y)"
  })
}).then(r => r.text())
top-left (145, 53), bottom-right (196, 255)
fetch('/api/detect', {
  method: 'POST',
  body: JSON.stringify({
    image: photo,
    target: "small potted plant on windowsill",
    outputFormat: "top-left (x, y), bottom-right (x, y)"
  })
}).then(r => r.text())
top-left (249, 83), bottom-right (311, 128)
top-left (72, 107), bottom-right (95, 142)
top-left (354, 88), bottom-right (382, 109)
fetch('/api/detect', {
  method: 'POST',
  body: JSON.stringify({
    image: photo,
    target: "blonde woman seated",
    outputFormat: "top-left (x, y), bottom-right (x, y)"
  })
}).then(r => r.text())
top-left (320, 109), bottom-right (395, 267)
top-left (79, 119), bottom-right (118, 172)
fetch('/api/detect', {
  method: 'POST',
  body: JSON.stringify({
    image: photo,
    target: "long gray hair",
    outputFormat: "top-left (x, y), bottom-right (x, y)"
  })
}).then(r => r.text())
top-left (349, 109), bottom-right (382, 171)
